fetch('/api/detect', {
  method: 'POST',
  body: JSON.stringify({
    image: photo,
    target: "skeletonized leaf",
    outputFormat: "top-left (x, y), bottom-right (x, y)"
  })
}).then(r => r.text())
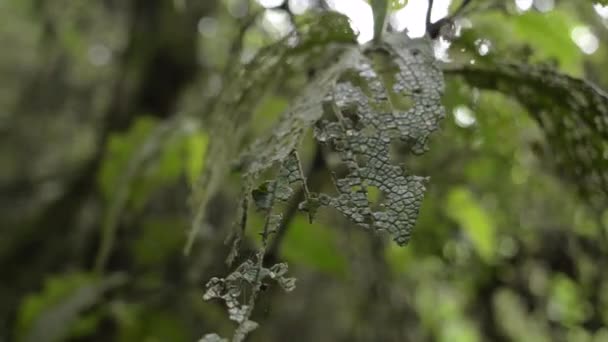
top-left (199, 334), bottom-right (228, 342)
top-left (242, 33), bottom-right (446, 245)
top-left (186, 12), bottom-right (357, 254)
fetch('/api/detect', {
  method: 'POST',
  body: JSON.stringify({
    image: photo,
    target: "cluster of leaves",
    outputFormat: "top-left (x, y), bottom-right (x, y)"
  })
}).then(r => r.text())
top-left (198, 2), bottom-right (608, 339)
top-left (200, 5), bottom-right (448, 338)
top-left (186, 11), bottom-right (357, 254)
top-left (201, 1), bottom-right (608, 339)
top-left (201, 152), bottom-right (305, 341)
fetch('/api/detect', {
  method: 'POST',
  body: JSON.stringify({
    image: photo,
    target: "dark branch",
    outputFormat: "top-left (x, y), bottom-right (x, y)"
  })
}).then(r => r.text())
top-left (425, 0), bottom-right (434, 34)
top-left (426, 0), bottom-right (472, 39)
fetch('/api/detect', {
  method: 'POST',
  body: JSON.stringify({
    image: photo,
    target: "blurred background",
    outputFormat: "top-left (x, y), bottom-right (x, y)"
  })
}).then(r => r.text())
top-left (1, 0), bottom-right (608, 341)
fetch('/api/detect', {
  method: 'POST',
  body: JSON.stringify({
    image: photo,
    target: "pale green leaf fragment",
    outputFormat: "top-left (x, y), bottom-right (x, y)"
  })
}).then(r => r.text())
top-left (199, 334), bottom-right (228, 342)
top-left (390, 0), bottom-right (408, 10)
top-left (549, 274), bottom-right (588, 325)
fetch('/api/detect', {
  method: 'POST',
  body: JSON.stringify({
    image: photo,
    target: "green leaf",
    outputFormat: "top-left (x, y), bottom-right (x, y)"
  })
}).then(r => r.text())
top-left (389, 0), bottom-right (408, 10)
top-left (445, 187), bottom-right (497, 262)
top-left (439, 319), bottom-right (481, 342)
top-left (548, 274), bottom-right (589, 326)
top-left (186, 132), bottom-right (208, 186)
top-left (98, 117), bottom-right (158, 200)
top-left (187, 11), bottom-right (357, 254)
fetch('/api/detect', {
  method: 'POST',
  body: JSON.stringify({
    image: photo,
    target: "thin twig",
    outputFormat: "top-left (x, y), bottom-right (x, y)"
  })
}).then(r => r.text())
top-left (426, 0), bottom-right (472, 39)
top-left (265, 146), bottom-right (325, 264)
top-left (425, 0), bottom-right (434, 33)
top-left (232, 174), bottom-right (278, 341)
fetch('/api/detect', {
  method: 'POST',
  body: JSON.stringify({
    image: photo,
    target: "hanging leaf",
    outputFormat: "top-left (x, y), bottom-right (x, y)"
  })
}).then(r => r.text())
top-left (446, 62), bottom-right (608, 209)
top-left (186, 11), bottom-right (357, 254)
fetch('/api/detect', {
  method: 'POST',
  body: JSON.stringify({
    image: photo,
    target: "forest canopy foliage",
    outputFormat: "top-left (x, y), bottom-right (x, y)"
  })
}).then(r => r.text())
top-left (2, 0), bottom-right (608, 341)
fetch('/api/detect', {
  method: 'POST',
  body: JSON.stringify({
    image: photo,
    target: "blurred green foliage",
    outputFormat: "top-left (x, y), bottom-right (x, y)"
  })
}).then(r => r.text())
top-left (1, 0), bottom-right (608, 341)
